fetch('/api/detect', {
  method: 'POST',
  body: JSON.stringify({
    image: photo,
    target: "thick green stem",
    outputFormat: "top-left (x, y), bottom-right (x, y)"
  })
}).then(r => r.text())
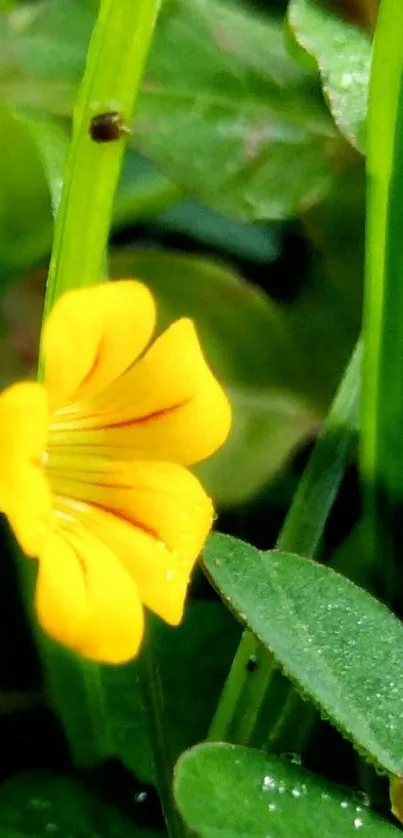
top-left (360, 0), bottom-right (403, 597)
top-left (43, 0), bottom-right (161, 316)
top-left (209, 340), bottom-right (361, 745)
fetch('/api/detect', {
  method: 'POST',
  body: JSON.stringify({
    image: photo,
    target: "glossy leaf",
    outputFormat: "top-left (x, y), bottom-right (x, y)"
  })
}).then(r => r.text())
top-left (204, 534), bottom-right (403, 774)
top-left (289, 0), bottom-right (371, 151)
top-left (174, 743), bottom-right (399, 837)
top-left (0, 771), bottom-right (162, 838)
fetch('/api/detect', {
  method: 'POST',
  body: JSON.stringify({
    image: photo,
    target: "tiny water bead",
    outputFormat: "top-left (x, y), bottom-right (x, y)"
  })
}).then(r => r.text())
top-left (281, 752), bottom-right (302, 766)
top-left (352, 791), bottom-right (371, 808)
top-left (261, 776), bottom-right (370, 830)
top-left (262, 776), bottom-right (276, 790)
top-left (260, 771), bottom-right (375, 833)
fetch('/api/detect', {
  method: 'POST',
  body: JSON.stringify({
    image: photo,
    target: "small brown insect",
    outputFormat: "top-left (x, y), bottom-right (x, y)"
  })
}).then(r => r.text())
top-left (89, 111), bottom-right (130, 143)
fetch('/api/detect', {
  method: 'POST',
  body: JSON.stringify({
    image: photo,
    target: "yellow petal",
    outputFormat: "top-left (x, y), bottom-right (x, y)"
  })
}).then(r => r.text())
top-left (42, 280), bottom-right (156, 410)
top-left (0, 382), bottom-right (51, 556)
top-left (36, 520), bottom-right (144, 663)
top-left (48, 319), bottom-right (232, 466)
top-left (49, 460), bottom-right (213, 624)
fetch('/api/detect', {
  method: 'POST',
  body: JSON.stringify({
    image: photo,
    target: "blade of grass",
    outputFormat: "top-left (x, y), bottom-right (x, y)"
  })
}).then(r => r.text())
top-left (361, 0), bottom-right (403, 599)
top-left (208, 340), bottom-right (361, 745)
top-left (43, 0), bottom-right (161, 316)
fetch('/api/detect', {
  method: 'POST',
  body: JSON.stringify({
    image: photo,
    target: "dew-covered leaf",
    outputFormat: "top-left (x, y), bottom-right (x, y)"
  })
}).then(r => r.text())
top-left (204, 534), bottom-right (403, 773)
top-left (288, 0), bottom-right (371, 151)
top-left (174, 743), bottom-right (399, 837)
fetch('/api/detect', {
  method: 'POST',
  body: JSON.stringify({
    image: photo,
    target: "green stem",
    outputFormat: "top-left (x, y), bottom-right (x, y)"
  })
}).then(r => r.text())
top-left (360, 0), bottom-right (403, 598)
top-left (137, 628), bottom-right (189, 838)
top-left (43, 0), bottom-right (161, 316)
top-left (209, 340), bottom-right (361, 745)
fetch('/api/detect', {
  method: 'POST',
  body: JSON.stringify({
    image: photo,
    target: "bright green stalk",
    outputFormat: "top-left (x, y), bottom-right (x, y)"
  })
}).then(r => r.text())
top-left (43, 0), bottom-right (161, 317)
top-left (209, 340), bottom-right (361, 744)
top-left (31, 0), bottom-right (161, 758)
top-left (361, 0), bottom-right (403, 543)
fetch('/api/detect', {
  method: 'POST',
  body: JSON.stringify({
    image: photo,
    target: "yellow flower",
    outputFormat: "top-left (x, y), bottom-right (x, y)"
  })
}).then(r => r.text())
top-left (0, 281), bottom-right (231, 664)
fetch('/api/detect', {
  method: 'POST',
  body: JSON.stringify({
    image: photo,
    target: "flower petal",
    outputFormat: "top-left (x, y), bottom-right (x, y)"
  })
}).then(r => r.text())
top-left (49, 460), bottom-right (213, 624)
top-left (48, 319), bottom-right (232, 466)
top-left (36, 520), bottom-right (144, 663)
top-left (0, 382), bottom-right (52, 556)
top-left (43, 280), bottom-right (156, 410)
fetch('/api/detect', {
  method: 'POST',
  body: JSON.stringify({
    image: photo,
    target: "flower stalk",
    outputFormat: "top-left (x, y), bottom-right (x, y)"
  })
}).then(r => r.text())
top-left (209, 339), bottom-right (361, 746)
top-left (43, 0), bottom-right (161, 317)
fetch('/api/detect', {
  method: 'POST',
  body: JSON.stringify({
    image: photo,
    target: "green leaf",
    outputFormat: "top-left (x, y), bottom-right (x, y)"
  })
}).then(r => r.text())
top-left (174, 743), bottom-right (400, 837)
top-left (288, 0), bottom-right (371, 152)
top-left (134, 0), bottom-right (343, 220)
top-left (0, 771), bottom-right (162, 838)
top-left (204, 534), bottom-right (403, 774)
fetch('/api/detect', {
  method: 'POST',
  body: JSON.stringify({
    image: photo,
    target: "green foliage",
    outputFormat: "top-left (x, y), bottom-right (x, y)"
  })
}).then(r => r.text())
top-left (288, 0), bottom-right (371, 151)
top-left (174, 743), bottom-right (399, 837)
top-left (204, 534), bottom-right (403, 774)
